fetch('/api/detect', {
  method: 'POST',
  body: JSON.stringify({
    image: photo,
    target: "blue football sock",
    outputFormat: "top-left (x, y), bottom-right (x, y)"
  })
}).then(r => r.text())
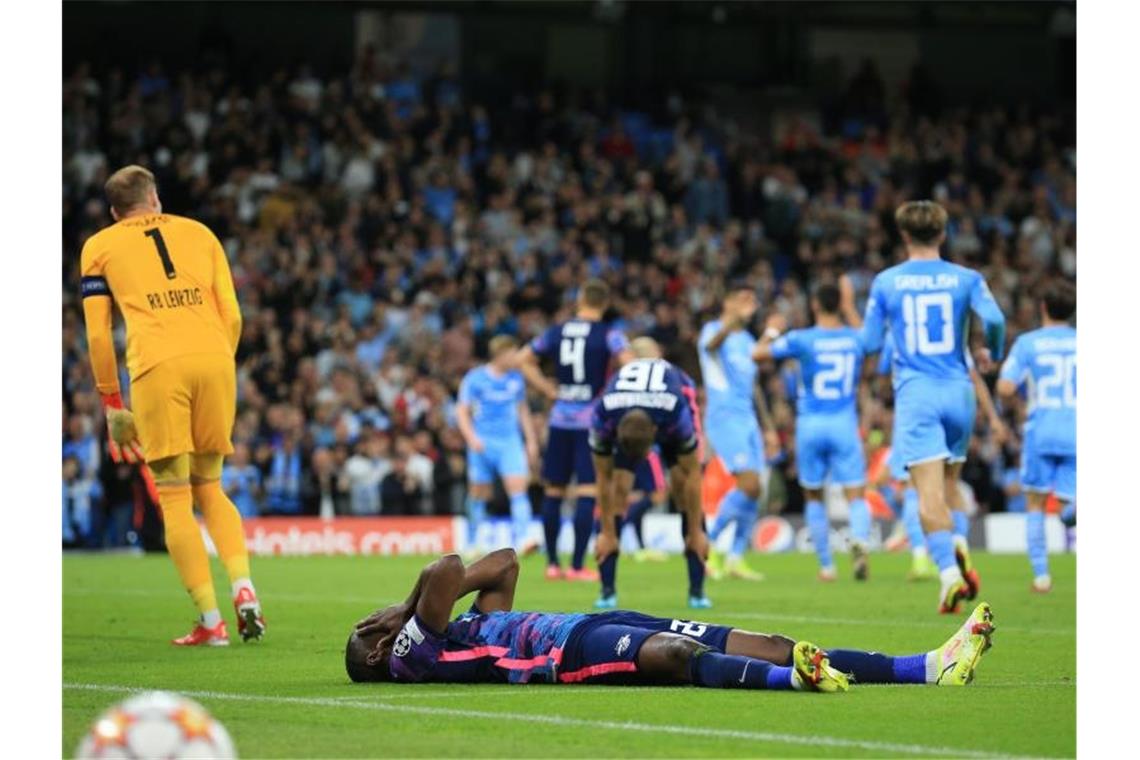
top-left (902, 488), bottom-right (925, 552)
top-left (805, 499), bottom-right (833, 570)
top-left (1027, 511), bottom-right (1049, 578)
top-left (599, 553), bottom-right (618, 597)
top-left (690, 651), bottom-right (790, 690)
top-left (466, 497), bottom-right (486, 548)
top-left (952, 510), bottom-right (970, 540)
top-left (709, 488), bottom-right (743, 541)
top-left (509, 493), bottom-right (533, 550)
top-left (541, 495), bottom-right (562, 566)
top-left (1060, 502), bottom-right (1077, 528)
top-left (926, 529), bottom-right (958, 573)
top-left (624, 496), bottom-right (653, 549)
top-left (826, 650), bottom-right (928, 684)
top-left (848, 497), bottom-right (871, 545)
top-left (730, 497), bottom-right (758, 559)
top-left (571, 496), bottom-right (595, 570)
top-left (680, 512), bottom-right (707, 597)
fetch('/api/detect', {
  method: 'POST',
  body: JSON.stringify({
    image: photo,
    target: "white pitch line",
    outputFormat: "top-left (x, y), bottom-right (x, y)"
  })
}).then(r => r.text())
top-left (63, 682), bottom-right (1033, 759)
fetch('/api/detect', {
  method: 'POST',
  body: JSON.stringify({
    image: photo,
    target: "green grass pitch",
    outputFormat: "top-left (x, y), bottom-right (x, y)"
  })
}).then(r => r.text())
top-left (63, 550), bottom-right (1075, 758)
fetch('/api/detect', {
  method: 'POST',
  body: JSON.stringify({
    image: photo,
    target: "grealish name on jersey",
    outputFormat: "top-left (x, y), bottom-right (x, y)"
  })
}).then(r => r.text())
top-left (601, 392), bottom-right (679, 412)
top-left (146, 287), bottom-right (205, 310)
top-left (893, 273), bottom-right (960, 290)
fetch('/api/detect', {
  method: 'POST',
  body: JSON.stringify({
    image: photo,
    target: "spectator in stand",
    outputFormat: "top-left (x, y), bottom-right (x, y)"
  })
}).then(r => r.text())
top-left (222, 443), bottom-right (263, 519)
top-left (62, 53), bottom-right (1074, 529)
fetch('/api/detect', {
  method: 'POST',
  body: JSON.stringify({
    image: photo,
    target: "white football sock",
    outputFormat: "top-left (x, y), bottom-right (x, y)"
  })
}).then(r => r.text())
top-left (201, 609), bottom-right (223, 628)
top-left (232, 577), bottom-right (256, 599)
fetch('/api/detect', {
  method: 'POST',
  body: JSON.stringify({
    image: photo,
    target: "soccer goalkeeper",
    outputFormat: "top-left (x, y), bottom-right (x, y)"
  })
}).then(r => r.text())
top-left (80, 165), bottom-right (265, 646)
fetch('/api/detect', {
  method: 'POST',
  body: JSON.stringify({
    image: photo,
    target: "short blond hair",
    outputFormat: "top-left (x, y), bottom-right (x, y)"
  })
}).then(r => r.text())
top-left (895, 201), bottom-right (948, 246)
top-left (630, 336), bottom-right (662, 360)
top-left (488, 334), bottom-right (519, 357)
top-left (104, 165), bottom-right (156, 215)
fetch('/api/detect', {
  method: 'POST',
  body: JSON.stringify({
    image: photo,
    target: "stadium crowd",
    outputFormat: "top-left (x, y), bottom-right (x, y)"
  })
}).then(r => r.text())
top-left (62, 52), bottom-right (1075, 546)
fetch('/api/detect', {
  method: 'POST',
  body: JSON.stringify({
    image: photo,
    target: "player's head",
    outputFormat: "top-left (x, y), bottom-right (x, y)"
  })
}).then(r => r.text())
top-left (723, 279), bottom-right (758, 322)
top-left (1040, 279), bottom-right (1076, 323)
top-left (345, 624), bottom-right (396, 683)
top-left (488, 334), bottom-right (519, 370)
top-left (630, 336), bottom-right (662, 360)
top-left (105, 165), bottom-right (161, 220)
top-left (811, 283), bottom-right (841, 319)
top-left (895, 200), bottom-right (948, 250)
top-left (577, 278), bottom-right (611, 313)
top-left (616, 409), bottom-right (657, 463)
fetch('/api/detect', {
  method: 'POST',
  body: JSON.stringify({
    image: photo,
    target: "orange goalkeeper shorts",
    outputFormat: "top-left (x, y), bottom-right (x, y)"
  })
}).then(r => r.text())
top-left (130, 352), bottom-right (236, 462)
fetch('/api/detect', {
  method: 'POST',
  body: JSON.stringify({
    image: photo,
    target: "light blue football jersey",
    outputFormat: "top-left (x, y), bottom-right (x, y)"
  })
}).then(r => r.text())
top-left (770, 326), bottom-right (863, 416)
top-left (457, 366), bottom-right (527, 440)
top-left (862, 259), bottom-right (1006, 390)
top-left (698, 320), bottom-right (757, 416)
top-left (999, 325), bottom-right (1076, 456)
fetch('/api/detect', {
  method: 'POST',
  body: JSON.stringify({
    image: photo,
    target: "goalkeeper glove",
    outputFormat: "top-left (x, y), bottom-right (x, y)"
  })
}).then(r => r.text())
top-left (101, 392), bottom-right (145, 465)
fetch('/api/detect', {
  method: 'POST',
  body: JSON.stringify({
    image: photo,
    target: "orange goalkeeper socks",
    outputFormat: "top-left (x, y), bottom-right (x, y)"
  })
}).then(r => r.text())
top-left (157, 482), bottom-right (218, 617)
top-left (193, 480), bottom-right (252, 585)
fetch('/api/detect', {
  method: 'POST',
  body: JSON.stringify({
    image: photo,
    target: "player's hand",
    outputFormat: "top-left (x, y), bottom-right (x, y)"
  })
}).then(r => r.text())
top-left (974, 348), bottom-right (996, 374)
top-left (469, 436), bottom-right (486, 454)
top-left (990, 416), bottom-right (1009, 446)
top-left (526, 441), bottom-right (540, 468)
top-left (594, 531), bottom-right (620, 564)
top-left (765, 313), bottom-right (787, 335)
top-left (104, 406), bottom-right (144, 464)
top-left (355, 603), bottom-right (408, 638)
top-left (685, 530), bottom-right (710, 562)
top-left (542, 380), bottom-right (559, 402)
top-left (764, 429), bottom-right (782, 454)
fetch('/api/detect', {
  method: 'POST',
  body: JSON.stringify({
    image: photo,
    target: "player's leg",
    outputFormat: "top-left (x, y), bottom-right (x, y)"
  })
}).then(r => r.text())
top-left (1057, 454), bottom-right (1076, 551)
top-left (835, 419), bottom-right (870, 581)
top-left (566, 430), bottom-right (600, 580)
top-left (466, 480), bottom-right (493, 553)
top-left (188, 354), bottom-right (264, 641)
top-left (667, 448), bottom-right (712, 607)
top-left (639, 633), bottom-right (847, 692)
top-left (131, 358), bottom-right (226, 645)
top-left (464, 445), bottom-right (494, 554)
top-left (704, 420), bottom-right (755, 577)
top-left (596, 468), bottom-right (635, 608)
top-left (539, 427), bottom-right (572, 576)
top-left (499, 436), bottom-right (536, 554)
top-left (723, 425), bottom-right (766, 579)
top-left (191, 453), bottom-right (264, 642)
top-left (1021, 451), bottom-right (1055, 592)
top-left (898, 382), bottom-right (968, 612)
top-left (900, 479), bottom-right (936, 579)
top-left (803, 487), bottom-right (835, 580)
top-left (150, 453), bottom-right (227, 645)
top-left (944, 459), bottom-right (980, 599)
top-left (828, 601), bottom-right (995, 686)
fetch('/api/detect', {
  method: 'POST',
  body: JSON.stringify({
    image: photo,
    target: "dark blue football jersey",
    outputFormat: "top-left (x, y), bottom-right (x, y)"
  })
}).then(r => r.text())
top-left (529, 319), bottom-right (629, 430)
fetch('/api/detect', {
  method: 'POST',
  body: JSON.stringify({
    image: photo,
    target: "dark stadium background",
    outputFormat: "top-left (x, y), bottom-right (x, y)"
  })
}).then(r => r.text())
top-left (62, 1), bottom-right (1076, 549)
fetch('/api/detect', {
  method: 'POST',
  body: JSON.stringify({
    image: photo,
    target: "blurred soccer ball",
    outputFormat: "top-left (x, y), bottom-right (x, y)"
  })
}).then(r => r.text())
top-left (76, 691), bottom-right (237, 759)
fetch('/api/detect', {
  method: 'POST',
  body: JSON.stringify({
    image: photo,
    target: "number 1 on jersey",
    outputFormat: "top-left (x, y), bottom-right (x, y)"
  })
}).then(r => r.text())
top-left (144, 228), bottom-right (177, 280)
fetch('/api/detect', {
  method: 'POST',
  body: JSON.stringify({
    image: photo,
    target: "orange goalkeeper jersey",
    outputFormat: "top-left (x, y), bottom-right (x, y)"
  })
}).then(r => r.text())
top-left (80, 213), bottom-right (241, 389)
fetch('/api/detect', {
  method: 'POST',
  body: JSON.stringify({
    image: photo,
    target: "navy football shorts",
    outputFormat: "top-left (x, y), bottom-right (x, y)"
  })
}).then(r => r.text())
top-left (557, 611), bottom-right (732, 684)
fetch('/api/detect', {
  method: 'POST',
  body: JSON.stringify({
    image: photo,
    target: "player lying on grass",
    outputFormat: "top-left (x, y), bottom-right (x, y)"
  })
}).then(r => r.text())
top-left (345, 548), bottom-right (995, 691)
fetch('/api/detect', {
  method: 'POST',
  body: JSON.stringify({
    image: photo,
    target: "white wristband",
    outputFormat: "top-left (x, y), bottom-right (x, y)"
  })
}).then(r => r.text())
top-left (763, 327), bottom-right (781, 340)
